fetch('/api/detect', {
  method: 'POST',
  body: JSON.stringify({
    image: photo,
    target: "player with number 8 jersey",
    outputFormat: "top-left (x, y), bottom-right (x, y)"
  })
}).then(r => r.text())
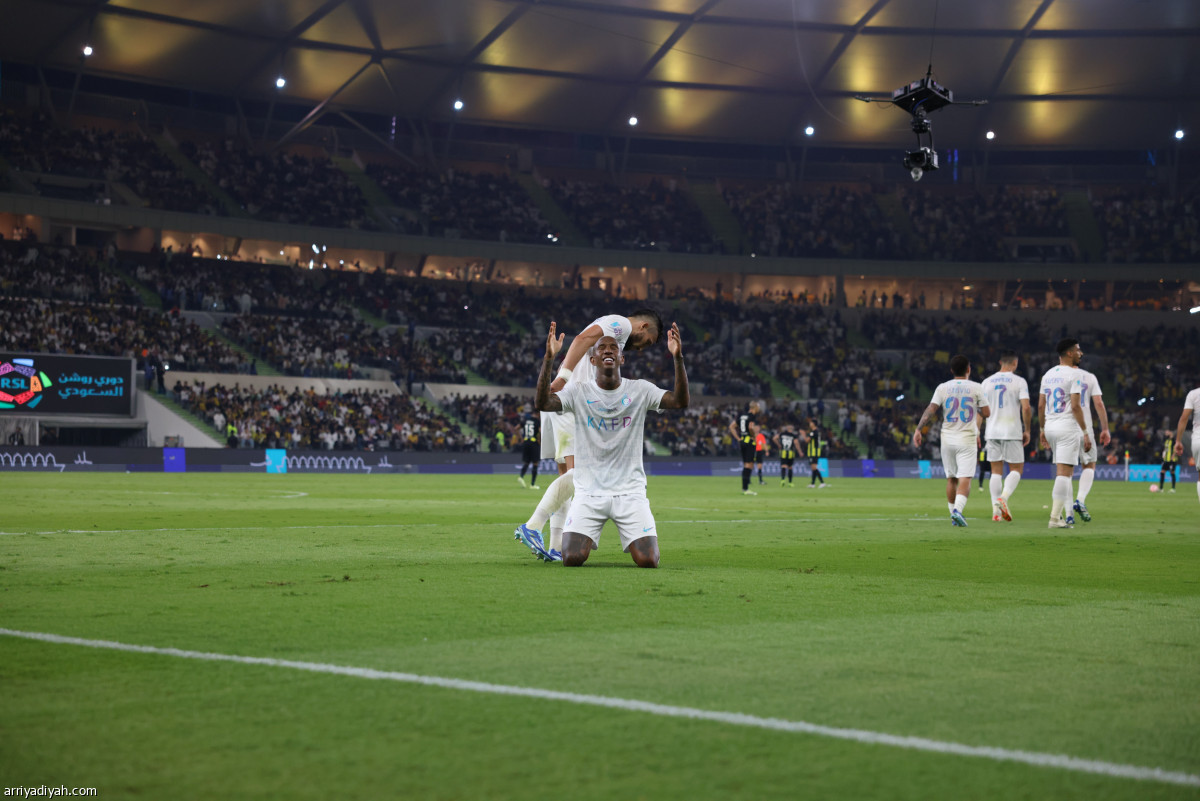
top-left (1038, 338), bottom-right (1092, 528)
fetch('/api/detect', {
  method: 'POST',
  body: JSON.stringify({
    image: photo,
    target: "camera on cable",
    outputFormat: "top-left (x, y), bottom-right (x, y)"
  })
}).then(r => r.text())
top-left (855, 68), bottom-right (986, 182)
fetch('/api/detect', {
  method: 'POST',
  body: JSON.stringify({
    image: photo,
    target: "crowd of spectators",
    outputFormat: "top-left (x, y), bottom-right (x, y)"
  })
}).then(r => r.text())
top-left (723, 184), bottom-right (905, 259)
top-left (0, 297), bottom-right (252, 373)
top-left (901, 187), bottom-right (1068, 262)
top-left (1093, 188), bottom-right (1200, 264)
top-left (1, 241), bottom-right (141, 305)
top-left (366, 164), bottom-right (553, 243)
top-left (132, 252), bottom-right (360, 316)
top-left (179, 138), bottom-right (377, 229)
top-left (7, 109), bottom-right (1200, 266)
top-left (173, 382), bottom-right (476, 452)
top-left (3, 233), bottom-right (1195, 457)
top-left (547, 178), bottom-right (719, 253)
top-left (0, 109), bottom-right (219, 213)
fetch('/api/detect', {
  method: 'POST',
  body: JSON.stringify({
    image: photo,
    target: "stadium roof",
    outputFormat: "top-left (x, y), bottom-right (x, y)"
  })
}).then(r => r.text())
top-left (6, 0), bottom-right (1199, 151)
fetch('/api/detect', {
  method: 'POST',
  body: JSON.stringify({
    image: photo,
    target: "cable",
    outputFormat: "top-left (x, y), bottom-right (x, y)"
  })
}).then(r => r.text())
top-left (926, 0), bottom-right (940, 77)
top-left (791, 0), bottom-right (849, 127)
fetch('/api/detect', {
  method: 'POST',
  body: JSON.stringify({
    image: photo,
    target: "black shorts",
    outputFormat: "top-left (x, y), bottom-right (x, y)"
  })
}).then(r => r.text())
top-left (1161, 461), bottom-right (1177, 472)
top-left (755, 451), bottom-right (764, 465)
top-left (740, 440), bottom-right (756, 463)
top-left (781, 455), bottom-right (794, 467)
top-left (522, 442), bottom-right (539, 463)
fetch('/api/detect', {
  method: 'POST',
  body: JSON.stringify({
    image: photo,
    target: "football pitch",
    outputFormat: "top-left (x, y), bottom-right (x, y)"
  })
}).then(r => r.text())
top-left (1, 472), bottom-right (1197, 800)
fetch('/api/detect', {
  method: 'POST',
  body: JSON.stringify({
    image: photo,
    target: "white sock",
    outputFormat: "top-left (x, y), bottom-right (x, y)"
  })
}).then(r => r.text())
top-left (549, 507), bottom-right (565, 552)
top-left (526, 469), bottom-right (575, 533)
top-left (947, 501), bottom-right (955, 515)
top-left (989, 474), bottom-right (1003, 506)
top-left (954, 494), bottom-right (967, 513)
top-left (1077, 467), bottom-right (1095, 503)
top-left (1195, 482), bottom-right (1199, 503)
top-left (1051, 476), bottom-right (1072, 519)
top-left (1001, 471), bottom-right (1021, 500)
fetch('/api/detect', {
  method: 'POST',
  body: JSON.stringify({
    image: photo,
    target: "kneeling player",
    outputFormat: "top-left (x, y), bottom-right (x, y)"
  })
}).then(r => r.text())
top-left (535, 322), bottom-right (689, 567)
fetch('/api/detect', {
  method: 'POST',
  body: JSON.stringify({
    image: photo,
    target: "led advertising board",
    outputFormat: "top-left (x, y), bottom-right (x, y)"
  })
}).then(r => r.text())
top-left (0, 352), bottom-right (136, 417)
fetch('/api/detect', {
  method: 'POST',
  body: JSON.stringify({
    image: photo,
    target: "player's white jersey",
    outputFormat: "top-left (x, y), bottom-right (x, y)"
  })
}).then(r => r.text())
top-left (930, 379), bottom-right (988, 442)
top-left (569, 315), bottom-right (632, 387)
top-left (558, 377), bottom-right (666, 495)
top-left (1039, 365), bottom-right (1084, 428)
top-left (981, 371), bottom-right (1029, 440)
top-left (1186, 388), bottom-right (1200, 434)
top-left (1078, 369), bottom-right (1102, 430)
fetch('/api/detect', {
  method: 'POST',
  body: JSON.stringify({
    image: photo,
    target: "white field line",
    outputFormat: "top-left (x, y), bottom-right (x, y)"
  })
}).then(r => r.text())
top-left (0, 628), bottom-right (1195, 788)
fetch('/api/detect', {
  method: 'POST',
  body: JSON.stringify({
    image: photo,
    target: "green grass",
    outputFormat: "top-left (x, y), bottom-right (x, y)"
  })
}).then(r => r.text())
top-left (1, 474), bottom-right (1197, 800)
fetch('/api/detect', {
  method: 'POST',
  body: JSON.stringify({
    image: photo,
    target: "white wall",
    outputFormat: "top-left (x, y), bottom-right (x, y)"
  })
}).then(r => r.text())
top-left (140, 392), bottom-right (223, 448)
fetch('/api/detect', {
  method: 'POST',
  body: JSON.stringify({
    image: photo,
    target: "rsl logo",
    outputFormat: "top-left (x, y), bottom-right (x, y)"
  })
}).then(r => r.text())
top-left (0, 358), bottom-right (51, 409)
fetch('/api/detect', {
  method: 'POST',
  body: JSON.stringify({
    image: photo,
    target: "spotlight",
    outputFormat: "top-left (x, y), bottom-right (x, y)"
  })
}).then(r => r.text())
top-left (1176, 129), bottom-right (1185, 141)
top-left (453, 98), bottom-right (464, 111)
top-left (628, 116), bottom-right (638, 127)
top-left (82, 45), bottom-right (93, 57)
top-left (804, 126), bottom-right (815, 137)
top-left (275, 76), bottom-right (287, 89)
top-left (986, 130), bottom-right (995, 140)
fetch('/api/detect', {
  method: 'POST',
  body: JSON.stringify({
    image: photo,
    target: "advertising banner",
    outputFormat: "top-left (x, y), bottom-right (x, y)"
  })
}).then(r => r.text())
top-left (0, 353), bottom-right (136, 417)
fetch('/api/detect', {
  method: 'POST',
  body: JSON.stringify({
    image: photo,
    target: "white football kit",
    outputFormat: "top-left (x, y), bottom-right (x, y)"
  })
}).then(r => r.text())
top-left (930, 378), bottom-right (988, 478)
top-left (1077, 369), bottom-right (1103, 465)
top-left (1186, 387), bottom-right (1200, 459)
top-left (541, 314), bottom-right (634, 462)
top-left (981, 371), bottom-right (1029, 464)
top-left (557, 376), bottom-right (667, 551)
top-left (1039, 364), bottom-right (1086, 465)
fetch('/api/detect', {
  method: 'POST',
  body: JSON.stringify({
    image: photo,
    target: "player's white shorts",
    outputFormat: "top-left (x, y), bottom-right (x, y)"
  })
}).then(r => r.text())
top-left (1077, 429), bottom-right (1098, 465)
top-left (986, 439), bottom-right (1024, 464)
top-left (540, 411), bottom-right (575, 463)
top-left (941, 438), bottom-right (977, 479)
top-left (1045, 424), bottom-right (1082, 466)
top-left (565, 492), bottom-right (657, 552)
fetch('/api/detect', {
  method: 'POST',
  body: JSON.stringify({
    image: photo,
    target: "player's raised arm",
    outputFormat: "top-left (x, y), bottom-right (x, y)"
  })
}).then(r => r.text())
top-left (549, 322), bottom-right (605, 392)
top-left (658, 322), bottom-right (689, 410)
top-left (536, 322), bottom-right (566, 413)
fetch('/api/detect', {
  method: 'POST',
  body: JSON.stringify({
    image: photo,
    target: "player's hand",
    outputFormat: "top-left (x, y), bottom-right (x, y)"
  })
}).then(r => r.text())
top-left (1038, 434), bottom-right (1048, 451)
top-left (1175, 441), bottom-right (1184, 457)
top-left (546, 321), bottom-right (564, 358)
top-left (1099, 430), bottom-right (1111, 447)
top-left (912, 430), bottom-right (922, 448)
top-left (1022, 431), bottom-right (1030, 447)
top-left (666, 322), bottom-right (682, 357)
top-left (1082, 434), bottom-right (1092, 452)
